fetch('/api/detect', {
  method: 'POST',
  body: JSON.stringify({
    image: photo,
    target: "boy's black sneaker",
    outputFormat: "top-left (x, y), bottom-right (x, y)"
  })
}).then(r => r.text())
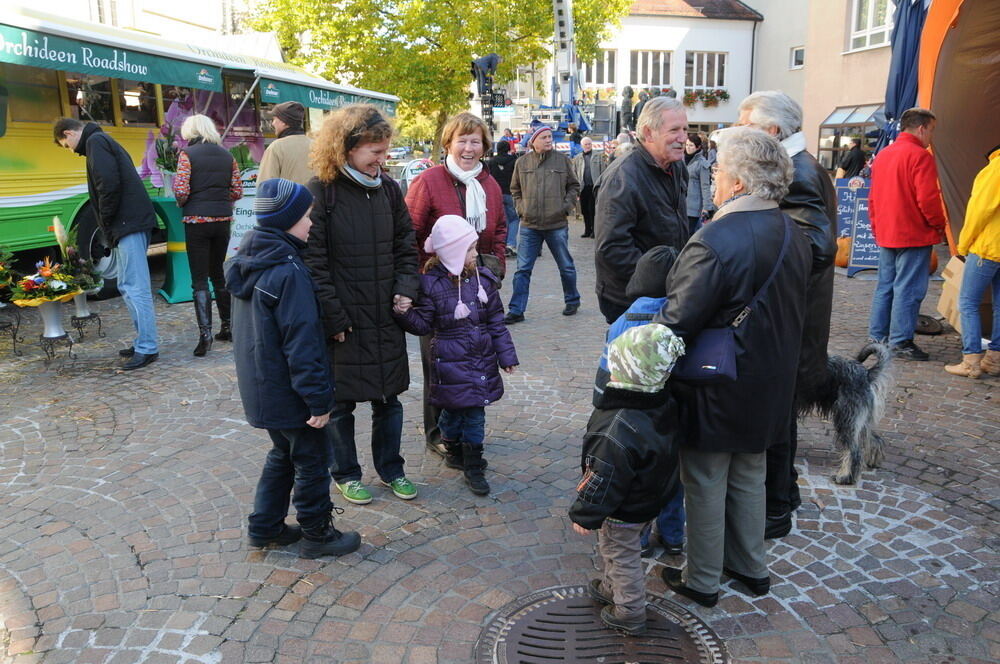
top-left (299, 516), bottom-right (361, 559)
top-left (248, 524), bottom-right (302, 548)
top-left (588, 579), bottom-right (613, 606)
top-left (663, 541), bottom-right (684, 556)
top-left (600, 606), bottom-right (647, 636)
top-left (891, 340), bottom-right (929, 361)
top-left (661, 567), bottom-right (718, 608)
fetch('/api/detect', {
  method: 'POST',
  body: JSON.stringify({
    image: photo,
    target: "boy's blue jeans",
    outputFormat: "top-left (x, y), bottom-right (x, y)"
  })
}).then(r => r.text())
top-left (438, 407), bottom-right (486, 446)
top-left (640, 487), bottom-right (686, 548)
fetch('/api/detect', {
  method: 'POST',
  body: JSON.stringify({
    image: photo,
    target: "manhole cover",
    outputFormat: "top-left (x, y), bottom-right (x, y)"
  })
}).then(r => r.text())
top-left (475, 585), bottom-right (728, 664)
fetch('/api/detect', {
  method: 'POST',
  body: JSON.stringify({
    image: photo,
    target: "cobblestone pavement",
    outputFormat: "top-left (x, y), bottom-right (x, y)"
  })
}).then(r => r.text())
top-left (0, 232), bottom-right (996, 664)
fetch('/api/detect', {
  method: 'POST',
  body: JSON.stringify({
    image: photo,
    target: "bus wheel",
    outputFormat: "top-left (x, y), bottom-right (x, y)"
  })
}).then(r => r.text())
top-left (73, 205), bottom-right (120, 300)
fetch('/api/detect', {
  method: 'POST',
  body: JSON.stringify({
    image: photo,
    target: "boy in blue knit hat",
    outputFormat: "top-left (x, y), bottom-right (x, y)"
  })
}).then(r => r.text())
top-left (225, 178), bottom-right (360, 559)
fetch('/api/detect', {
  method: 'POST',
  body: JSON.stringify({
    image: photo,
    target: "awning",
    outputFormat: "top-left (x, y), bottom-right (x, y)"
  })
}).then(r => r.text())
top-left (258, 73), bottom-right (397, 114)
top-left (821, 104), bottom-right (885, 126)
top-left (0, 23), bottom-right (222, 91)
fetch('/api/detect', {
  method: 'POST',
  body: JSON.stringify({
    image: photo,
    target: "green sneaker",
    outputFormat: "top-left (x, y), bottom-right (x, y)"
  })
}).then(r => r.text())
top-left (335, 480), bottom-right (373, 505)
top-left (383, 476), bottom-right (418, 500)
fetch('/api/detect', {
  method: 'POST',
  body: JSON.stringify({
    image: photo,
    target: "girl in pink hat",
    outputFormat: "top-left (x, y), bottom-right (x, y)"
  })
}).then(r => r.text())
top-left (393, 215), bottom-right (519, 495)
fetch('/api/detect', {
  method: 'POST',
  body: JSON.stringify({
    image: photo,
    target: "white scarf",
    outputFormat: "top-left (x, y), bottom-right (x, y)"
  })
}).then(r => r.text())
top-left (781, 131), bottom-right (807, 159)
top-left (445, 155), bottom-right (487, 233)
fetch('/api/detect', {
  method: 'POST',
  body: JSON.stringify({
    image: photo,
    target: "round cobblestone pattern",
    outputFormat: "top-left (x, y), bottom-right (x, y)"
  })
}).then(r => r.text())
top-left (0, 240), bottom-right (996, 663)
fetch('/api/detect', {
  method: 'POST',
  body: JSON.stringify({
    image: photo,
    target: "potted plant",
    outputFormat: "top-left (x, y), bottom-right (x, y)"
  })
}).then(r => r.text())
top-left (155, 123), bottom-right (180, 191)
top-left (683, 90), bottom-right (699, 107)
top-left (0, 245), bottom-right (17, 303)
top-left (10, 257), bottom-right (81, 338)
top-left (53, 217), bottom-right (103, 318)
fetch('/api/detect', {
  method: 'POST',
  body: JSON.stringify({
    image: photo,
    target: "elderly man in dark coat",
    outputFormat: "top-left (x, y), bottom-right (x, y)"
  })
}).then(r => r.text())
top-left (736, 91), bottom-right (837, 539)
top-left (594, 96), bottom-right (689, 323)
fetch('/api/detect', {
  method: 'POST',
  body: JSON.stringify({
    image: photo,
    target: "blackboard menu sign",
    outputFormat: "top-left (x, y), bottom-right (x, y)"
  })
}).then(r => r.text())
top-left (835, 178), bottom-right (879, 277)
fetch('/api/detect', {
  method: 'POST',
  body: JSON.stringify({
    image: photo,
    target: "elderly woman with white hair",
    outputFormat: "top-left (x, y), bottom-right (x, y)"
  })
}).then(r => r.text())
top-left (173, 113), bottom-right (243, 356)
top-left (607, 127), bottom-right (812, 607)
top-left (736, 91), bottom-right (837, 539)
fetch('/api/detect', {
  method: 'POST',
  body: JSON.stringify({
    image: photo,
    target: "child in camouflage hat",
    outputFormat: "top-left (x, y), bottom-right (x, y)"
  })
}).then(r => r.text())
top-left (569, 246), bottom-right (686, 636)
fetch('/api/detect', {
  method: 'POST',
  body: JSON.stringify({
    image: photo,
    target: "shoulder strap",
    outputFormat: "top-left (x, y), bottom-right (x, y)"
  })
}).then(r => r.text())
top-left (731, 216), bottom-right (792, 328)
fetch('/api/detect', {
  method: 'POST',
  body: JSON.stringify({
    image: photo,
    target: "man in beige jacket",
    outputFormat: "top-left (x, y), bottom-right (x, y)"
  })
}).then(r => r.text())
top-left (504, 126), bottom-right (581, 323)
top-left (258, 102), bottom-right (313, 185)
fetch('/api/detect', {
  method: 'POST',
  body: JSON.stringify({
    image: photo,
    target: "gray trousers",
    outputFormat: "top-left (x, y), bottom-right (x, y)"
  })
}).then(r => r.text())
top-left (680, 447), bottom-right (767, 594)
top-left (597, 519), bottom-right (646, 620)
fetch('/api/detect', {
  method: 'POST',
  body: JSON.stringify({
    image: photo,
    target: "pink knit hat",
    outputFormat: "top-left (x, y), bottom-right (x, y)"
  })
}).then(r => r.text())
top-left (424, 215), bottom-right (488, 319)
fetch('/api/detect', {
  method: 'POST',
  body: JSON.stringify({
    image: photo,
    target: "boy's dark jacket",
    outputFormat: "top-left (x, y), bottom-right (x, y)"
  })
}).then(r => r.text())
top-left (225, 226), bottom-right (334, 430)
top-left (569, 298), bottom-right (680, 530)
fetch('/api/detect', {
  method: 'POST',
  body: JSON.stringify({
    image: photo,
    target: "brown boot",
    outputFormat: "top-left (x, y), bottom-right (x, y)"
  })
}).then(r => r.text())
top-left (944, 353), bottom-right (983, 378)
top-left (981, 349), bottom-right (1000, 376)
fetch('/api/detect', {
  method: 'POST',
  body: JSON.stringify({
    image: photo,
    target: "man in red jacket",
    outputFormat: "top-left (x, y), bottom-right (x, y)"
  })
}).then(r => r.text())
top-left (867, 108), bottom-right (947, 360)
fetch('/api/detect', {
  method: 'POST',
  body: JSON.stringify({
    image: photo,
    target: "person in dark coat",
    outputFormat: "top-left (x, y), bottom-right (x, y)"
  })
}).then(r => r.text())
top-left (487, 140), bottom-right (520, 256)
top-left (572, 136), bottom-right (607, 238)
top-left (405, 112), bottom-right (508, 464)
top-left (836, 138), bottom-right (866, 179)
top-left (683, 133), bottom-right (714, 235)
top-left (594, 96), bottom-right (689, 323)
top-left (736, 91), bottom-right (838, 538)
top-left (54, 118), bottom-right (159, 369)
top-left (394, 216), bottom-right (518, 495)
top-left (304, 104), bottom-right (420, 507)
top-left (611, 127), bottom-right (812, 607)
top-left (174, 114), bottom-right (242, 357)
top-left (226, 178), bottom-right (360, 559)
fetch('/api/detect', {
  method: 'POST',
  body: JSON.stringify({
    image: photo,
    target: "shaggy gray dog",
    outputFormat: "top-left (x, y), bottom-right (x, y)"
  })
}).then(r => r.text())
top-left (799, 343), bottom-right (893, 485)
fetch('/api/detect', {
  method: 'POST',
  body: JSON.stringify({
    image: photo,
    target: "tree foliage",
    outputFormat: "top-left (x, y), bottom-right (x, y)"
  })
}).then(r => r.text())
top-left (250, 0), bottom-right (630, 153)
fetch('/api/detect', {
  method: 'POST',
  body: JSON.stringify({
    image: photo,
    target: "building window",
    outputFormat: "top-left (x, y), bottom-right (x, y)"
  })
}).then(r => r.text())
top-left (684, 52), bottom-right (726, 89)
top-left (817, 103), bottom-right (883, 170)
top-left (790, 46), bottom-right (805, 69)
top-left (850, 0), bottom-right (895, 50)
top-left (584, 50), bottom-right (617, 86)
top-left (629, 50), bottom-right (671, 87)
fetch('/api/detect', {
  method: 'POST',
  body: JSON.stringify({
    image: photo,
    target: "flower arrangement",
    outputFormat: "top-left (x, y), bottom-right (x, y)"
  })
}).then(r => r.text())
top-left (155, 123), bottom-right (180, 173)
top-left (684, 89), bottom-right (731, 107)
top-left (53, 217), bottom-right (103, 293)
top-left (10, 257), bottom-right (81, 306)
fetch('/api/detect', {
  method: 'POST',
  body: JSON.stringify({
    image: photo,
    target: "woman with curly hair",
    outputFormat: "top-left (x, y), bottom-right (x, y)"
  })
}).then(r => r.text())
top-left (403, 111), bottom-right (507, 465)
top-left (303, 104), bottom-right (420, 506)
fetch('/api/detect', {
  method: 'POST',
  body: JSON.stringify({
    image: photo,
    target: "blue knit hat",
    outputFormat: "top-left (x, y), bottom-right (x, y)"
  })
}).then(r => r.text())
top-left (254, 178), bottom-right (313, 231)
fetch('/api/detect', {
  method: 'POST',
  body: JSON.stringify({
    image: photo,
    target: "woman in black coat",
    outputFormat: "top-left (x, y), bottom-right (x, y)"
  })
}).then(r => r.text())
top-left (612, 127), bottom-right (812, 607)
top-left (304, 105), bottom-right (420, 506)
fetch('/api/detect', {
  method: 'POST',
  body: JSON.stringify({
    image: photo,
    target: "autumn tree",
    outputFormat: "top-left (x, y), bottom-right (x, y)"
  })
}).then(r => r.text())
top-left (250, 0), bottom-right (630, 157)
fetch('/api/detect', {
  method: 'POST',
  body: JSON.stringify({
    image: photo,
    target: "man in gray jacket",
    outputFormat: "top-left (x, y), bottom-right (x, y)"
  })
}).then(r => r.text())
top-left (595, 97), bottom-right (689, 323)
top-left (573, 137), bottom-right (607, 238)
top-left (504, 126), bottom-right (581, 323)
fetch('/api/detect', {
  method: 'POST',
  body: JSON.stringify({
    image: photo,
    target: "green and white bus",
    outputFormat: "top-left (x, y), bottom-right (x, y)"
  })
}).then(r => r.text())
top-left (0, 6), bottom-right (397, 284)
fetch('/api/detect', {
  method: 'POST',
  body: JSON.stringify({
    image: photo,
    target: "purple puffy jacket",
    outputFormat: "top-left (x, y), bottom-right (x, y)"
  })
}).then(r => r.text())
top-left (394, 264), bottom-right (518, 409)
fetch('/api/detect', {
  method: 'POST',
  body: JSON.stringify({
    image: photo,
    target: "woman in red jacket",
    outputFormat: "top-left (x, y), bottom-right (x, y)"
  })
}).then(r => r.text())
top-left (404, 112), bottom-right (508, 463)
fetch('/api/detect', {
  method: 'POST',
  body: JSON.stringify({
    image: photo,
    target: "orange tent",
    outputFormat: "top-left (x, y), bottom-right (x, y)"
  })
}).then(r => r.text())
top-left (918, 0), bottom-right (1000, 246)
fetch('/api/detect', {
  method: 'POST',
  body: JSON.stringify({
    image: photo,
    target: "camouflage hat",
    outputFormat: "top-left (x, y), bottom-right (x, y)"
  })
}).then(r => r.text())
top-left (606, 324), bottom-right (686, 393)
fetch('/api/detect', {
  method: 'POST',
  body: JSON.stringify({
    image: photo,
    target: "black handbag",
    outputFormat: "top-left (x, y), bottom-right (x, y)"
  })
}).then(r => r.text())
top-left (672, 217), bottom-right (792, 384)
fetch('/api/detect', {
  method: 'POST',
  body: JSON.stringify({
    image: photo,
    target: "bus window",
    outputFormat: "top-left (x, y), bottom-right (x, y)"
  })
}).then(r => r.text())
top-left (65, 72), bottom-right (114, 125)
top-left (224, 77), bottom-right (259, 139)
top-left (119, 80), bottom-right (158, 126)
top-left (259, 101), bottom-right (277, 137)
top-left (1, 64), bottom-right (62, 123)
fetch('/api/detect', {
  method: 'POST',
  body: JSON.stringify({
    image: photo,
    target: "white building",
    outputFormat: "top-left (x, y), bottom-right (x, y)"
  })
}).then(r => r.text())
top-left (500, 0), bottom-right (762, 137)
top-left (745, 0), bottom-right (808, 106)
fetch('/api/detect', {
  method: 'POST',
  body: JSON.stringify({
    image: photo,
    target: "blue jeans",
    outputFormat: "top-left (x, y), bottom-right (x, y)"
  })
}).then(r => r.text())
top-left (502, 194), bottom-right (520, 250)
top-left (115, 231), bottom-right (158, 354)
top-left (328, 396), bottom-right (405, 484)
top-left (438, 407), bottom-right (486, 446)
top-left (958, 253), bottom-right (1000, 354)
top-left (248, 427), bottom-right (333, 539)
top-left (640, 487), bottom-right (686, 548)
top-left (868, 246), bottom-right (933, 345)
top-left (508, 226), bottom-right (580, 316)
